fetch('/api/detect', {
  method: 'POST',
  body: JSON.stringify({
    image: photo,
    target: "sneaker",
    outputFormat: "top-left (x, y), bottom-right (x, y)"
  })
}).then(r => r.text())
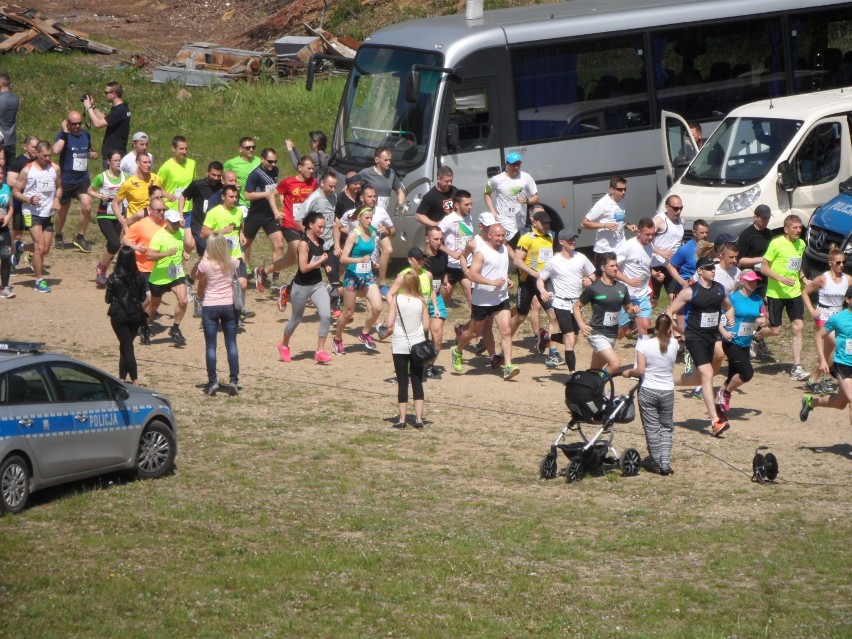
top-left (393, 422), bottom-right (406, 430)
top-left (379, 284), bottom-right (390, 298)
top-left (254, 266), bottom-right (269, 292)
top-left (474, 338), bottom-right (487, 355)
top-left (490, 352), bottom-right (505, 369)
top-left (413, 421), bottom-right (424, 430)
top-left (790, 365), bottom-right (809, 382)
top-left (193, 295), bottom-right (203, 318)
top-left (224, 382), bottom-right (239, 396)
top-left (358, 333), bottom-right (378, 350)
top-left (240, 308), bottom-right (256, 319)
top-left (332, 337), bottom-right (345, 355)
top-left (820, 376), bottom-right (838, 393)
top-left (332, 308), bottom-right (342, 320)
top-left (454, 324), bottom-right (464, 346)
top-left (277, 287), bottom-right (290, 312)
top-left (73, 235), bottom-right (92, 253)
top-left (800, 394), bottom-right (813, 422)
top-left (375, 324), bottom-right (390, 340)
top-left (203, 381), bottom-right (219, 396)
top-left (34, 279), bottom-right (50, 293)
top-left (749, 343), bottom-right (757, 358)
top-left (95, 262), bottom-right (107, 288)
top-left (683, 351), bottom-right (694, 375)
top-left (54, 233), bottom-right (64, 249)
top-left (535, 328), bottom-right (550, 354)
top-left (0, 286), bottom-right (14, 299)
top-left (450, 345), bottom-right (463, 372)
top-left (424, 366), bottom-right (441, 380)
top-left (138, 324), bottom-right (151, 345)
top-left (753, 338), bottom-right (772, 359)
top-left (11, 239), bottom-right (24, 267)
top-left (314, 350), bottom-right (332, 363)
top-left (545, 354), bottom-right (566, 368)
top-left (715, 387), bottom-right (731, 412)
top-left (503, 364), bottom-right (520, 381)
top-left (169, 326), bottom-right (187, 346)
top-left (691, 386), bottom-right (703, 400)
top-left (710, 418), bottom-right (730, 437)
top-left (278, 343), bottom-right (291, 362)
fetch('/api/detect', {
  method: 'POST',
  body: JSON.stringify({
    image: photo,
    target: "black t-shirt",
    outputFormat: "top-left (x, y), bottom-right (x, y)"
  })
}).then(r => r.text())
top-left (737, 224), bottom-right (772, 259)
top-left (685, 281), bottom-right (726, 342)
top-left (294, 235), bottom-right (324, 286)
top-left (424, 249), bottom-right (448, 282)
top-left (578, 279), bottom-right (629, 339)
top-left (6, 152), bottom-right (29, 176)
top-left (335, 190), bottom-right (357, 220)
top-left (102, 102), bottom-right (131, 157)
top-left (416, 185), bottom-right (457, 223)
top-left (184, 178), bottom-right (222, 233)
top-left (245, 165), bottom-right (279, 219)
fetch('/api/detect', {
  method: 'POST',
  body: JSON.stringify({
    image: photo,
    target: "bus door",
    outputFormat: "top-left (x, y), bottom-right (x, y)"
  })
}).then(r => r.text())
top-left (661, 111), bottom-right (697, 189)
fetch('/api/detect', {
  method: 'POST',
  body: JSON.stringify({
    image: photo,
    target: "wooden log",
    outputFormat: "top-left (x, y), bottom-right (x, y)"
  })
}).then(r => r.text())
top-left (0, 27), bottom-right (36, 52)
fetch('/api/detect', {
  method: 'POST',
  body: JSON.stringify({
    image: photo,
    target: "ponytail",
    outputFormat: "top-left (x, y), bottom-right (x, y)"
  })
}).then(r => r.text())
top-left (655, 314), bottom-right (673, 354)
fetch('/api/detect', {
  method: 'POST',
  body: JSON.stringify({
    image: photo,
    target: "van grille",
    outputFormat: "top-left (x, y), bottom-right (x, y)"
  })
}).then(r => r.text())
top-left (807, 224), bottom-right (845, 259)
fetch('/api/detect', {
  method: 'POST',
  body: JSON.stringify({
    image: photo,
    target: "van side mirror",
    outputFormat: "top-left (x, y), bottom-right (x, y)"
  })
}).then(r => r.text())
top-left (447, 122), bottom-right (460, 151)
top-left (777, 160), bottom-right (795, 192)
top-left (673, 155), bottom-right (690, 181)
top-left (405, 69), bottom-right (421, 103)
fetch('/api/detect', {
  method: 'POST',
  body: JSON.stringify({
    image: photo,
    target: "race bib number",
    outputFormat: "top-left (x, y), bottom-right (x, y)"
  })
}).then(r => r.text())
top-left (293, 202), bottom-right (305, 220)
top-left (787, 256), bottom-right (802, 272)
top-left (845, 338), bottom-right (852, 356)
top-left (167, 264), bottom-right (184, 279)
top-left (310, 254), bottom-right (324, 264)
top-left (72, 156), bottom-right (88, 171)
top-left (377, 196), bottom-right (390, 210)
top-left (174, 187), bottom-right (185, 197)
top-left (202, 200), bottom-right (209, 213)
top-left (737, 321), bottom-right (755, 337)
top-left (537, 247), bottom-right (553, 265)
top-left (226, 236), bottom-right (238, 250)
top-left (700, 312), bottom-right (720, 328)
top-left (36, 178), bottom-right (52, 191)
top-left (355, 261), bottom-right (371, 274)
top-left (264, 184), bottom-right (277, 193)
top-left (432, 279), bottom-right (441, 292)
top-left (603, 311), bottom-right (619, 326)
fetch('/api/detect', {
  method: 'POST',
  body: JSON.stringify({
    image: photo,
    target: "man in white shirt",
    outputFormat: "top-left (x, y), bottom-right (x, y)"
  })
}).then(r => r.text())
top-left (615, 217), bottom-right (662, 338)
top-left (483, 151), bottom-right (538, 248)
top-left (438, 189), bottom-right (475, 307)
top-left (650, 194), bottom-right (685, 307)
top-left (581, 175), bottom-right (637, 268)
top-left (120, 132), bottom-right (152, 175)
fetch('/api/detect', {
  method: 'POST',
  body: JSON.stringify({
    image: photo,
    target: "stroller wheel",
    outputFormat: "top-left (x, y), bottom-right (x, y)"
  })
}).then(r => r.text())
top-left (619, 448), bottom-right (642, 477)
top-left (539, 453), bottom-right (557, 480)
top-left (565, 459), bottom-right (585, 483)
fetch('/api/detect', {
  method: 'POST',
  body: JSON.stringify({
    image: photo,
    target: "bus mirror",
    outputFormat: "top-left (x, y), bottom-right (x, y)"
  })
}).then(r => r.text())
top-left (405, 69), bottom-right (421, 103)
top-left (447, 122), bottom-right (460, 150)
top-left (777, 160), bottom-right (795, 192)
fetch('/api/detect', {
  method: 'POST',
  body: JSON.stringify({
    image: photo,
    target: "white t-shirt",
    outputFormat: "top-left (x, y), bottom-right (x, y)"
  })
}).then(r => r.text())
top-left (650, 213), bottom-right (684, 267)
top-left (585, 194), bottom-right (627, 253)
top-left (713, 265), bottom-right (741, 295)
top-left (616, 237), bottom-right (653, 298)
top-left (636, 337), bottom-right (678, 391)
top-left (538, 251), bottom-right (595, 309)
top-left (485, 171), bottom-right (537, 240)
top-left (471, 241), bottom-right (509, 306)
top-left (341, 206), bottom-right (394, 234)
top-left (392, 294), bottom-right (427, 355)
top-left (120, 151), bottom-right (153, 176)
top-left (439, 212), bottom-right (475, 269)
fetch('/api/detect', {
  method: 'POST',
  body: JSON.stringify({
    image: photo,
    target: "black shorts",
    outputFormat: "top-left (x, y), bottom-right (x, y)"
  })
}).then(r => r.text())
top-left (506, 232), bottom-right (521, 250)
top-left (516, 277), bottom-right (551, 315)
top-left (325, 248), bottom-right (341, 286)
top-left (149, 277), bottom-right (186, 298)
top-left (835, 362), bottom-right (852, 380)
top-left (446, 267), bottom-right (466, 286)
top-left (554, 307), bottom-right (579, 335)
top-left (471, 298), bottom-right (510, 322)
top-left (767, 296), bottom-right (804, 327)
top-left (685, 336), bottom-right (717, 367)
top-left (243, 214), bottom-right (281, 241)
top-left (650, 266), bottom-right (675, 300)
top-left (29, 215), bottom-right (54, 232)
top-left (11, 210), bottom-right (25, 232)
top-left (59, 180), bottom-right (91, 205)
top-left (283, 227), bottom-right (302, 242)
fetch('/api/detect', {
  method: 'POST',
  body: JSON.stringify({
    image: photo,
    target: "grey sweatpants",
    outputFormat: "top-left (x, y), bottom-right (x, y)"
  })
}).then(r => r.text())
top-left (284, 282), bottom-right (332, 338)
top-left (637, 386), bottom-right (675, 470)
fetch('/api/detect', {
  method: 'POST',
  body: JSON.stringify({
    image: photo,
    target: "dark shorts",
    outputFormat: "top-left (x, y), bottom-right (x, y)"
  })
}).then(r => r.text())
top-left (554, 307), bottom-right (580, 335)
top-left (446, 267), bottom-right (466, 286)
top-left (29, 215), bottom-right (54, 232)
top-left (59, 180), bottom-right (91, 205)
top-left (243, 214), bottom-right (281, 241)
top-left (236, 258), bottom-right (248, 278)
top-left (471, 298), bottom-right (510, 322)
top-left (506, 232), bottom-right (521, 250)
top-left (516, 277), bottom-right (551, 315)
top-left (11, 210), bottom-right (25, 232)
top-left (685, 336), bottom-right (717, 367)
top-left (835, 362), bottom-right (852, 380)
top-left (149, 277), bottom-right (186, 298)
top-left (324, 248), bottom-right (341, 286)
top-left (650, 266), bottom-right (676, 300)
top-left (767, 296), bottom-right (804, 327)
top-left (283, 227), bottom-right (302, 242)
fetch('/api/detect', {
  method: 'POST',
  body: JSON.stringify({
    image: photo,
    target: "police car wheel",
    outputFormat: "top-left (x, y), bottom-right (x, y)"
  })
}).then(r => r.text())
top-left (0, 455), bottom-right (30, 514)
top-left (136, 421), bottom-right (176, 480)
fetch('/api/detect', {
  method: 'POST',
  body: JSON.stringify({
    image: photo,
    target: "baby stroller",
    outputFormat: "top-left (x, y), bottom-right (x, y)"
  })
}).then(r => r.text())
top-left (539, 369), bottom-right (642, 483)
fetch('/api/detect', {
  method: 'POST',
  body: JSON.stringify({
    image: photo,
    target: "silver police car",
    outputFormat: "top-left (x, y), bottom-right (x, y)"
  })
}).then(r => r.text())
top-left (0, 341), bottom-right (177, 513)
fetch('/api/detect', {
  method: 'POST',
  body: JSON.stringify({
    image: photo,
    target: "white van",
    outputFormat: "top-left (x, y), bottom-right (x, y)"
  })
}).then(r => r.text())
top-left (662, 88), bottom-right (852, 238)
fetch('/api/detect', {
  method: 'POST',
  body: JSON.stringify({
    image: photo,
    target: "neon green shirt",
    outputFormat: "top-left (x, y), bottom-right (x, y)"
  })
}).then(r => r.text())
top-left (204, 204), bottom-right (243, 259)
top-left (223, 155), bottom-right (261, 207)
top-left (764, 235), bottom-right (805, 299)
top-left (149, 227), bottom-right (185, 285)
top-left (157, 158), bottom-right (197, 211)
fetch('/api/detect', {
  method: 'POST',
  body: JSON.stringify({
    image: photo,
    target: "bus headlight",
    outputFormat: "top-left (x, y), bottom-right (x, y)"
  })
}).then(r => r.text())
top-left (715, 185), bottom-right (761, 215)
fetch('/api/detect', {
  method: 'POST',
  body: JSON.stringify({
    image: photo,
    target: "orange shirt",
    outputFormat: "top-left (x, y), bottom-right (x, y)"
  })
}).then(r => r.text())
top-left (124, 216), bottom-right (166, 273)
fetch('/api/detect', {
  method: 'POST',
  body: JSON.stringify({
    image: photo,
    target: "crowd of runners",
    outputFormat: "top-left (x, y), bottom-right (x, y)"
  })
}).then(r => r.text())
top-left (2, 79), bottom-right (852, 439)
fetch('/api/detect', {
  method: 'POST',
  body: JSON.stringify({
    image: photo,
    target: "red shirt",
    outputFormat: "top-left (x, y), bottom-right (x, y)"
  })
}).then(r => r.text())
top-left (276, 176), bottom-right (317, 230)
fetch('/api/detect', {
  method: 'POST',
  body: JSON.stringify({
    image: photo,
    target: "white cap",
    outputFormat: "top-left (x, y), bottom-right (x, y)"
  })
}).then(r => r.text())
top-left (478, 211), bottom-right (497, 226)
top-left (164, 209), bottom-right (182, 224)
top-left (132, 131), bottom-right (148, 142)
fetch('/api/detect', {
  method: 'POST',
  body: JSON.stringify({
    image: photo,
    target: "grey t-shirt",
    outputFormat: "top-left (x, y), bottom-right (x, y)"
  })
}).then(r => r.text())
top-left (578, 279), bottom-right (629, 339)
top-left (0, 90), bottom-right (20, 148)
top-left (358, 166), bottom-right (402, 209)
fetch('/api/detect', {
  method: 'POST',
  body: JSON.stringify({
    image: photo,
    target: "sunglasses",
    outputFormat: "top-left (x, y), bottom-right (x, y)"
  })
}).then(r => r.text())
top-left (264, 159), bottom-right (277, 164)
top-left (150, 208), bottom-right (166, 213)
top-left (68, 121), bottom-right (83, 125)
top-left (242, 145), bottom-right (255, 150)
top-left (699, 265), bottom-right (716, 270)
top-left (833, 260), bottom-right (846, 265)
top-left (668, 205), bottom-right (683, 212)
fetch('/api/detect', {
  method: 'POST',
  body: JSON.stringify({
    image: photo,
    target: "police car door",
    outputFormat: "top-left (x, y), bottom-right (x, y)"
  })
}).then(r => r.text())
top-left (46, 363), bottom-right (134, 473)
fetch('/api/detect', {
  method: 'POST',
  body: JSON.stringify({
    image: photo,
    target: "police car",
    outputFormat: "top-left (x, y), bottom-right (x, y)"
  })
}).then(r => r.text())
top-left (0, 341), bottom-right (177, 513)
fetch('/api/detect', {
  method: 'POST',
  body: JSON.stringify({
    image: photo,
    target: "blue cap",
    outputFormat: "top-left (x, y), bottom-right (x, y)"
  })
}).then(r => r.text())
top-left (505, 152), bottom-right (522, 164)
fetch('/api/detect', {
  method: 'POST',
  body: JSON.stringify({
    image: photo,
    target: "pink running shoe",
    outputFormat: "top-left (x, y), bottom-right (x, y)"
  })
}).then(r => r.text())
top-left (314, 350), bottom-right (332, 363)
top-left (278, 343), bottom-right (291, 362)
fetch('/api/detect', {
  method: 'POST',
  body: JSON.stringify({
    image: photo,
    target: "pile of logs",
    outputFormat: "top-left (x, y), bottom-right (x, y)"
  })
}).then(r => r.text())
top-left (0, 5), bottom-right (115, 54)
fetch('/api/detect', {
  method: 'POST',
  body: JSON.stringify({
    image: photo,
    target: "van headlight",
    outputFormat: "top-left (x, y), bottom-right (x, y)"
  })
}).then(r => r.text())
top-left (715, 185), bottom-right (761, 215)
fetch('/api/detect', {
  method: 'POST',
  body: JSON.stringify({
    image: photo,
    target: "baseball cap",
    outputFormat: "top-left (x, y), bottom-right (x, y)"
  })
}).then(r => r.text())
top-left (696, 256), bottom-right (717, 270)
top-left (505, 151), bottom-right (522, 164)
top-left (132, 131), bottom-right (148, 142)
top-left (345, 173), bottom-right (363, 186)
top-left (164, 209), bottom-right (182, 224)
top-left (740, 269), bottom-right (761, 282)
top-left (714, 233), bottom-right (737, 247)
top-left (754, 204), bottom-right (772, 218)
top-left (558, 229), bottom-right (579, 242)
top-left (408, 247), bottom-right (426, 260)
top-left (478, 211), bottom-right (497, 226)
top-left (532, 209), bottom-right (551, 224)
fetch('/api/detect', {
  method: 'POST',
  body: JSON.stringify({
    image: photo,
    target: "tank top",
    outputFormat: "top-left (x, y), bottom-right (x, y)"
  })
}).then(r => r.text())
top-left (294, 234), bottom-right (325, 286)
top-left (401, 266), bottom-right (432, 297)
top-left (346, 228), bottom-right (376, 276)
top-left (94, 169), bottom-right (127, 218)
top-left (818, 270), bottom-right (847, 321)
top-left (471, 241), bottom-right (509, 306)
top-left (651, 213), bottom-right (684, 267)
top-left (22, 162), bottom-right (57, 219)
top-left (685, 281), bottom-right (726, 341)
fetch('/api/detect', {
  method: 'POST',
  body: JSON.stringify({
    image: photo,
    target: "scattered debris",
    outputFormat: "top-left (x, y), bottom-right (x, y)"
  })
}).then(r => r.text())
top-left (0, 4), bottom-right (115, 54)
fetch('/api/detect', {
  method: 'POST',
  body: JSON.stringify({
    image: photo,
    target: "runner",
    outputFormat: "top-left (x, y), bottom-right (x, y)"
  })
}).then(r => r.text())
top-left (243, 148), bottom-right (282, 279)
top-left (112, 152), bottom-right (163, 221)
top-left (615, 217), bottom-right (659, 338)
top-left (510, 209), bottom-right (556, 353)
top-left (223, 137), bottom-right (260, 208)
top-left (438, 189), bottom-right (475, 308)
top-left (666, 218), bottom-right (709, 294)
top-left (338, 185), bottom-right (396, 299)
top-left (421, 227), bottom-right (449, 377)
top-left (358, 147), bottom-right (403, 293)
top-left (157, 136), bottom-right (196, 226)
top-left (122, 199), bottom-right (167, 345)
top-left (650, 194), bottom-right (684, 307)
top-left (484, 151), bottom-right (539, 248)
top-left (0, 165), bottom-right (13, 298)
top-left (581, 175), bottom-right (637, 268)
top-left (88, 150), bottom-right (127, 287)
top-left (52, 110), bottom-right (96, 251)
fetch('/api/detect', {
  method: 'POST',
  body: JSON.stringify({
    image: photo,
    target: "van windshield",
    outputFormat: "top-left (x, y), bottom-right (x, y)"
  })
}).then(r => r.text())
top-left (682, 117), bottom-right (802, 186)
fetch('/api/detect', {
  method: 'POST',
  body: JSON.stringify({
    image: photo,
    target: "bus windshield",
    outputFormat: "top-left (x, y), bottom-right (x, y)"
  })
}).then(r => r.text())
top-left (683, 116), bottom-right (802, 186)
top-left (334, 46), bottom-right (443, 173)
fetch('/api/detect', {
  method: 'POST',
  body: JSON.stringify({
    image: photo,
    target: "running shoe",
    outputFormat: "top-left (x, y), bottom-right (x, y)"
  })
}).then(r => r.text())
top-left (314, 350), bottom-right (332, 363)
top-left (34, 279), bottom-right (50, 293)
top-left (73, 235), bottom-right (92, 253)
top-left (277, 286), bottom-right (290, 312)
top-left (490, 352), bottom-right (505, 368)
top-left (474, 338), bottom-right (487, 355)
top-left (749, 343), bottom-right (757, 358)
top-left (379, 284), bottom-right (390, 298)
top-left (358, 333), bottom-right (378, 350)
top-left (790, 365), bottom-right (809, 382)
top-left (0, 286), bottom-right (15, 299)
top-left (278, 343), bottom-right (291, 362)
top-left (753, 338), bottom-right (772, 359)
top-left (820, 376), bottom-right (839, 393)
top-left (240, 308), bottom-right (256, 319)
top-left (535, 328), bottom-right (550, 354)
top-left (454, 323), bottom-right (464, 346)
top-left (715, 387), bottom-right (731, 413)
top-left (203, 381), bottom-right (219, 396)
top-left (332, 337), bottom-right (345, 355)
top-left (332, 308), bottom-right (342, 320)
top-left (545, 354), bottom-right (565, 368)
top-left (450, 346), bottom-right (463, 372)
top-left (54, 233), bottom-right (64, 249)
top-left (683, 351), bottom-right (694, 375)
top-left (255, 266), bottom-right (269, 292)
top-left (193, 295), bottom-right (203, 318)
top-left (138, 324), bottom-right (151, 346)
top-left (691, 386), bottom-right (703, 399)
top-left (11, 239), bottom-right (23, 267)
top-left (710, 418), bottom-right (730, 437)
top-left (424, 366), bottom-right (442, 380)
top-left (169, 326), bottom-right (187, 346)
top-left (503, 364), bottom-right (520, 381)
top-left (800, 394), bottom-right (813, 422)
top-left (375, 324), bottom-right (390, 340)
top-left (224, 382), bottom-right (239, 396)
top-left (95, 262), bottom-right (107, 288)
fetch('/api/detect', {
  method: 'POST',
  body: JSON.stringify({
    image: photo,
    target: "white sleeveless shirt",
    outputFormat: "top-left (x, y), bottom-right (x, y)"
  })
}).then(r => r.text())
top-left (22, 162), bottom-right (57, 219)
top-left (818, 270), bottom-right (848, 321)
top-left (471, 241), bottom-right (509, 306)
top-left (650, 212), bottom-right (684, 267)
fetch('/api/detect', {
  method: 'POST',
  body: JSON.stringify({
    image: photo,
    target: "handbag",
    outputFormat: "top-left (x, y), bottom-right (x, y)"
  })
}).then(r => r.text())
top-left (231, 266), bottom-right (244, 311)
top-left (396, 297), bottom-right (437, 366)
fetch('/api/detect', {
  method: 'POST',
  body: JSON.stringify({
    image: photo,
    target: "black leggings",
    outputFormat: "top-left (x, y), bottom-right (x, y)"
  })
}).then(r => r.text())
top-left (0, 226), bottom-right (10, 288)
top-left (723, 341), bottom-right (753, 384)
top-left (98, 217), bottom-right (123, 255)
top-left (392, 353), bottom-right (425, 403)
top-left (111, 314), bottom-right (143, 381)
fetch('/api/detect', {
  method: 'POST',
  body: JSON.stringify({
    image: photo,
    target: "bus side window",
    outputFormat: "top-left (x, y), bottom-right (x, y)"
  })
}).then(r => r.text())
top-left (795, 122), bottom-right (842, 186)
top-left (446, 86), bottom-right (492, 152)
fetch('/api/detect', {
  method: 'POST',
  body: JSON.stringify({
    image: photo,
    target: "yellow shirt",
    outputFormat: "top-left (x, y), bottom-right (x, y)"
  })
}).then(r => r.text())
top-left (116, 172), bottom-right (163, 215)
top-left (516, 228), bottom-right (555, 281)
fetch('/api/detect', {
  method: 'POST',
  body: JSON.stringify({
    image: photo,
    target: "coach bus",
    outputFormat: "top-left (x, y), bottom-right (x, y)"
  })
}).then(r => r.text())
top-left (309, 0), bottom-right (852, 251)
